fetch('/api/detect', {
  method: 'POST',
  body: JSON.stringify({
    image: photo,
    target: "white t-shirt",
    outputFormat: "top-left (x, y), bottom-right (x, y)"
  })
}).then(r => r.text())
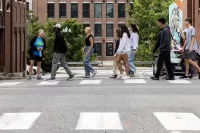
top-left (117, 33), bottom-right (131, 53)
top-left (130, 32), bottom-right (139, 50)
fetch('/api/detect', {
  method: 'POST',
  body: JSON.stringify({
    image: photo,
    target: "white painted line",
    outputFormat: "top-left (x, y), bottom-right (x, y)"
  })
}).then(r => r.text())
top-left (154, 112), bottom-right (200, 130)
top-left (79, 80), bottom-right (102, 84)
top-left (0, 112), bottom-right (41, 130)
top-left (37, 81), bottom-right (59, 85)
top-left (170, 131), bottom-right (181, 133)
top-left (76, 112), bottom-right (123, 130)
top-left (124, 79), bottom-right (147, 84)
top-left (0, 82), bottom-right (22, 87)
top-left (167, 80), bottom-right (191, 84)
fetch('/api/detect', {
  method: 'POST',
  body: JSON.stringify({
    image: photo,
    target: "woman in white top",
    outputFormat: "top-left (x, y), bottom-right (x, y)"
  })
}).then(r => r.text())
top-left (129, 24), bottom-right (139, 76)
top-left (116, 25), bottom-right (131, 79)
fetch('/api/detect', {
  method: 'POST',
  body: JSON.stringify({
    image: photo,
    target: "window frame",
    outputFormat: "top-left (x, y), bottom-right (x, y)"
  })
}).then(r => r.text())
top-left (71, 3), bottom-right (78, 18)
top-left (106, 3), bottom-right (114, 18)
top-left (83, 3), bottom-right (90, 18)
top-left (118, 3), bottom-right (125, 18)
top-left (47, 3), bottom-right (55, 18)
top-left (95, 43), bottom-right (102, 56)
top-left (59, 3), bottom-right (66, 18)
top-left (106, 42), bottom-right (114, 56)
top-left (94, 24), bottom-right (102, 37)
top-left (94, 3), bottom-right (102, 18)
top-left (106, 23), bottom-right (114, 37)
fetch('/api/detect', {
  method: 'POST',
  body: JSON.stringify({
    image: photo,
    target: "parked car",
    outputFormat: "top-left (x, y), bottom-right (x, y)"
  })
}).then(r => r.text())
top-left (153, 50), bottom-right (185, 76)
top-left (26, 65), bottom-right (45, 75)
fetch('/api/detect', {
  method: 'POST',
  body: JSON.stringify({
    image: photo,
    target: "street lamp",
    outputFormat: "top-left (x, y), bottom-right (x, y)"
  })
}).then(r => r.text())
top-left (62, 27), bottom-right (71, 46)
top-left (62, 27), bottom-right (71, 33)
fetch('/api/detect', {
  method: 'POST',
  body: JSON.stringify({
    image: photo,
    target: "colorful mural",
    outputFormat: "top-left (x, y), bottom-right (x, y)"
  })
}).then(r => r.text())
top-left (169, 0), bottom-right (183, 50)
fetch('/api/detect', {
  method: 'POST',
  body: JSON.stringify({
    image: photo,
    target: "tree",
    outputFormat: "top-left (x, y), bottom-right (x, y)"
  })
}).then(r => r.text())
top-left (128, 0), bottom-right (174, 61)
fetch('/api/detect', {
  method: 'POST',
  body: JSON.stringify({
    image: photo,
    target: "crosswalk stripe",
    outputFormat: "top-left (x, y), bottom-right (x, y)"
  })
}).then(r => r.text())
top-left (37, 81), bottom-right (60, 85)
top-left (124, 79), bottom-right (147, 84)
top-left (0, 82), bottom-right (22, 87)
top-left (79, 80), bottom-right (102, 84)
top-left (76, 112), bottom-right (123, 130)
top-left (0, 112), bottom-right (41, 130)
top-left (154, 112), bottom-right (200, 131)
top-left (167, 80), bottom-right (191, 84)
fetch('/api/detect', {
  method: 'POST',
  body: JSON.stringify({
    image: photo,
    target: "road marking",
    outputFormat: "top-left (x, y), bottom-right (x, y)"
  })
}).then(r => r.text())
top-left (154, 112), bottom-right (200, 130)
top-left (167, 80), bottom-right (191, 84)
top-left (76, 112), bottom-right (123, 130)
top-left (0, 112), bottom-right (41, 130)
top-left (79, 80), bottom-right (102, 84)
top-left (37, 81), bottom-right (60, 85)
top-left (0, 82), bottom-right (22, 87)
top-left (124, 79), bottom-right (147, 84)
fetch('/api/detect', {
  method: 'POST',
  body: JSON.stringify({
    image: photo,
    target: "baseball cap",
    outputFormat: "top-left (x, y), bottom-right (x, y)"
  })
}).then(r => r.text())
top-left (53, 23), bottom-right (61, 29)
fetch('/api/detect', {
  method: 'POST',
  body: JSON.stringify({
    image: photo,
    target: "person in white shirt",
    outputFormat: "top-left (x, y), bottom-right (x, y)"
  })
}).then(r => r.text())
top-left (116, 25), bottom-right (131, 79)
top-left (129, 24), bottom-right (139, 77)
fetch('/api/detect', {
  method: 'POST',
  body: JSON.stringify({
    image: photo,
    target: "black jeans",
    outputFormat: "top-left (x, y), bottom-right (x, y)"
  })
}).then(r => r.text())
top-left (155, 51), bottom-right (174, 78)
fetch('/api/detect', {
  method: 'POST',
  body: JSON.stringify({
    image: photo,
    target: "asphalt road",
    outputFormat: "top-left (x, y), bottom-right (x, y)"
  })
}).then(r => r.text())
top-left (0, 69), bottom-right (200, 133)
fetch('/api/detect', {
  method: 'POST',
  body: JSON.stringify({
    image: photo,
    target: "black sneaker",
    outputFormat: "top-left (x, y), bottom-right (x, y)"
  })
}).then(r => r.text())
top-left (150, 76), bottom-right (159, 80)
top-left (199, 72), bottom-right (200, 79)
top-left (110, 75), bottom-right (117, 78)
top-left (179, 75), bottom-right (190, 79)
top-left (166, 77), bottom-right (175, 80)
top-left (67, 74), bottom-right (75, 81)
top-left (48, 77), bottom-right (56, 80)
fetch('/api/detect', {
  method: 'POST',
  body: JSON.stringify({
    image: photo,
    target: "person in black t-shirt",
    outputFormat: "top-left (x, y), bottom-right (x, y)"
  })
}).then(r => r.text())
top-left (83, 27), bottom-right (97, 78)
top-left (110, 29), bottom-right (121, 78)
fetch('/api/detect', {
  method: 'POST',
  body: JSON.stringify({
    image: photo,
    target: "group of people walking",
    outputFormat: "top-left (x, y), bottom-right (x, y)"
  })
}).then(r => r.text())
top-left (151, 18), bottom-right (200, 80)
top-left (27, 17), bottom-right (200, 81)
top-left (27, 23), bottom-right (139, 80)
top-left (110, 24), bottom-right (139, 79)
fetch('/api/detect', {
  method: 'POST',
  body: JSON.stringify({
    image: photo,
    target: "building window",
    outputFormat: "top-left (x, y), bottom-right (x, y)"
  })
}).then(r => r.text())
top-left (118, 23), bottom-right (125, 28)
top-left (95, 3), bottom-right (102, 18)
top-left (118, 3), bottom-right (125, 18)
top-left (106, 3), bottom-right (114, 18)
top-left (106, 43), bottom-right (113, 56)
top-left (47, 3), bottom-right (55, 18)
top-left (83, 3), bottom-right (90, 18)
top-left (94, 24), bottom-right (102, 37)
top-left (71, 3), bottom-right (78, 18)
top-left (26, 2), bottom-right (29, 11)
top-left (59, 3), bottom-right (66, 18)
top-left (83, 24), bottom-right (90, 29)
top-left (96, 43), bottom-right (102, 56)
top-left (106, 24), bottom-right (114, 37)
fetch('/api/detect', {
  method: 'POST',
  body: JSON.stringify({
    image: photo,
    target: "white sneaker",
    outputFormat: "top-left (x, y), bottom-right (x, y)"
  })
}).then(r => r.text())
top-left (121, 76), bottom-right (130, 80)
top-left (117, 74), bottom-right (123, 79)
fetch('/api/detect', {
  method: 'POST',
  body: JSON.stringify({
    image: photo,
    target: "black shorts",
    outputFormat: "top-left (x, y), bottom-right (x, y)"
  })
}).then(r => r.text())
top-left (30, 55), bottom-right (43, 62)
top-left (182, 50), bottom-right (196, 60)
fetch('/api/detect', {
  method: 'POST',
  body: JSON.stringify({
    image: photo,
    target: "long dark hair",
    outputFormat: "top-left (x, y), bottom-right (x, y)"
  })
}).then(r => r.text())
top-left (131, 24), bottom-right (139, 35)
top-left (120, 25), bottom-right (131, 38)
top-left (116, 28), bottom-right (121, 38)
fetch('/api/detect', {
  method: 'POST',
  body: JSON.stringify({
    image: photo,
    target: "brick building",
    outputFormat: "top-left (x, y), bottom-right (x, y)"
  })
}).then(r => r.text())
top-left (182, 0), bottom-right (200, 43)
top-left (0, 0), bottom-right (26, 75)
top-left (32, 0), bottom-right (133, 60)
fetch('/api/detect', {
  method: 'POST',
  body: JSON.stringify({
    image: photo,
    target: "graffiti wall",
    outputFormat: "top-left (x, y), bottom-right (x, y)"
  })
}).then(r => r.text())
top-left (169, 0), bottom-right (183, 50)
